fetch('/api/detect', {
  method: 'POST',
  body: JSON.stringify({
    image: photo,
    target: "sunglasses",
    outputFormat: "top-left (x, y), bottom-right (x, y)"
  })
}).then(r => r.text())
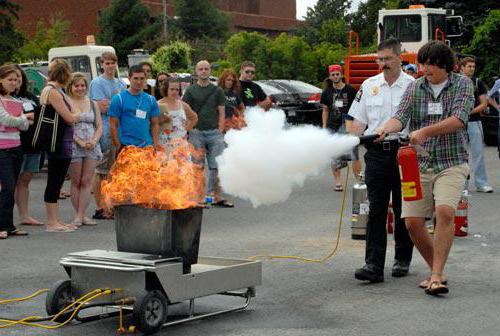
top-left (330, 73), bottom-right (341, 76)
top-left (245, 70), bottom-right (255, 74)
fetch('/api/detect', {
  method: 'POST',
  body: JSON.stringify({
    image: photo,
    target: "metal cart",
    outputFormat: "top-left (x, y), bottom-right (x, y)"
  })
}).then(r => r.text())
top-left (46, 249), bottom-right (261, 334)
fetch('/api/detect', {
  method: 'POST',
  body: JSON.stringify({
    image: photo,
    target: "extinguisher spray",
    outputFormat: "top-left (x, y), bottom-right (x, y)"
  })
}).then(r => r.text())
top-left (397, 144), bottom-right (423, 202)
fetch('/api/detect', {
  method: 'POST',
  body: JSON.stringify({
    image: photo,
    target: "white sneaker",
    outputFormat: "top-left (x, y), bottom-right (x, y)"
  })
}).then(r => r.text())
top-left (477, 186), bottom-right (494, 193)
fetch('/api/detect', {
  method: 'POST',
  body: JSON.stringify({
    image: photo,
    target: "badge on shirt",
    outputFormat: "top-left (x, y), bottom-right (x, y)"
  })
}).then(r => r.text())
top-left (355, 88), bottom-right (363, 102)
top-left (135, 109), bottom-right (147, 119)
top-left (22, 101), bottom-right (34, 112)
top-left (370, 86), bottom-right (379, 96)
top-left (335, 100), bottom-right (343, 108)
top-left (428, 102), bottom-right (443, 115)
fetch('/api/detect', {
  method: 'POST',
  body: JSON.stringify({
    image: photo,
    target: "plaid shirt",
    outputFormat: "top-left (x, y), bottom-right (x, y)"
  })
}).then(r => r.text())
top-left (394, 72), bottom-right (474, 173)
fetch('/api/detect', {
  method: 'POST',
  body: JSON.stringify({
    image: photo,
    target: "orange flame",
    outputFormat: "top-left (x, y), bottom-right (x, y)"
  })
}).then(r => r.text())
top-left (224, 114), bottom-right (246, 132)
top-left (102, 139), bottom-right (205, 210)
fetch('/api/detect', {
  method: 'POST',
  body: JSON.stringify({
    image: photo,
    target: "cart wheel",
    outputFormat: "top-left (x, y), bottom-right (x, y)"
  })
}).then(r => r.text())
top-left (45, 279), bottom-right (75, 322)
top-left (132, 290), bottom-right (168, 335)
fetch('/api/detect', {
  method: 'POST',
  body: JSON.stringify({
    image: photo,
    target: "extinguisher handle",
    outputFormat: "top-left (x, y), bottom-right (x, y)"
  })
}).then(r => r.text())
top-left (358, 134), bottom-right (380, 144)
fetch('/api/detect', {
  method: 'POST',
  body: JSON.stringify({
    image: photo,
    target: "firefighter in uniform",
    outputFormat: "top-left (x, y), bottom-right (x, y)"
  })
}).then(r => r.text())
top-left (348, 38), bottom-right (414, 283)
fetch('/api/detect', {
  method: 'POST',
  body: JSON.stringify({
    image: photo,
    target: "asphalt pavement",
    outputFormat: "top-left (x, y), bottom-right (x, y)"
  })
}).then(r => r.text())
top-left (1, 146), bottom-right (499, 336)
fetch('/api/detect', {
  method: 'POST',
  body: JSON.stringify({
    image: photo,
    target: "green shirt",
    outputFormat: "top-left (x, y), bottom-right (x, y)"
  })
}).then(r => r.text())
top-left (394, 72), bottom-right (474, 173)
top-left (182, 83), bottom-right (225, 130)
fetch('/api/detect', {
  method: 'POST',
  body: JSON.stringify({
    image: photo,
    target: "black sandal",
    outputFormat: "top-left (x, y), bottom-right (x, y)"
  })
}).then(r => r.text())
top-left (213, 200), bottom-right (234, 208)
top-left (8, 229), bottom-right (29, 236)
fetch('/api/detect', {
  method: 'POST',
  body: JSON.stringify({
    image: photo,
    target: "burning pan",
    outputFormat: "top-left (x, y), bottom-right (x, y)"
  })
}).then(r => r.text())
top-left (114, 205), bottom-right (203, 272)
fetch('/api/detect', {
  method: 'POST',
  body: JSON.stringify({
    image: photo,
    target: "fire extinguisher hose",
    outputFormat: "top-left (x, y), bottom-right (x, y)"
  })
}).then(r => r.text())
top-left (248, 164), bottom-right (350, 263)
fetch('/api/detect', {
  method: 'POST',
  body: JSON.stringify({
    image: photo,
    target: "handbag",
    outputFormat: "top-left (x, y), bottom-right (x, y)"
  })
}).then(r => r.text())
top-left (30, 85), bottom-right (67, 153)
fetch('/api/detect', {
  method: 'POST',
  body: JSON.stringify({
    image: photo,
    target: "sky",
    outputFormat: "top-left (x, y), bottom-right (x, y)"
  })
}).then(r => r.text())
top-left (296, 0), bottom-right (364, 20)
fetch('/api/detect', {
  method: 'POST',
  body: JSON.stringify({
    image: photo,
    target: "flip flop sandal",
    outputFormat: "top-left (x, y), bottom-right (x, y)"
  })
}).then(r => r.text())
top-left (334, 185), bottom-right (343, 192)
top-left (20, 221), bottom-right (44, 226)
top-left (82, 217), bottom-right (97, 226)
top-left (425, 281), bottom-right (449, 295)
top-left (45, 226), bottom-right (75, 233)
top-left (0, 231), bottom-right (8, 239)
top-left (8, 229), bottom-right (29, 236)
top-left (419, 278), bottom-right (448, 289)
top-left (213, 200), bottom-right (234, 208)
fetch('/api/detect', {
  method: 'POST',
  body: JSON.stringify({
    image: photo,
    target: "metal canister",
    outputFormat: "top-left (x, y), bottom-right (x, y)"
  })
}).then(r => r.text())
top-left (352, 173), bottom-right (369, 240)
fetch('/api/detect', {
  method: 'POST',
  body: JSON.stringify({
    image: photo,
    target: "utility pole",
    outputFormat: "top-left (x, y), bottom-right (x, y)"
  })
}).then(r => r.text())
top-left (162, 0), bottom-right (168, 42)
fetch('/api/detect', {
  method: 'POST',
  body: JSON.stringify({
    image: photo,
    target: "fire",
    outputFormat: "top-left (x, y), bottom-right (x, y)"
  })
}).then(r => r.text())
top-left (224, 114), bottom-right (246, 132)
top-left (102, 139), bottom-right (205, 210)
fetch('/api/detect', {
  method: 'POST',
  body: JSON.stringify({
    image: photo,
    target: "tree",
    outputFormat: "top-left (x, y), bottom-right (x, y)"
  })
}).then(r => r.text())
top-left (463, 9), bottom-right (500, 85)
top-left (294, 0), bottom-right (352, 46)
top-left (0, 0), bottom-right (24, 64)
top-left (151, 41), bottom-right (192, 73)
top-left (97, 0), bottom-right (160, 64)
top-left (224, 32), bottom-right (271, 76)
top-left (171, 0), bottom-right (229, 41)
top-left (348, 0), bottom-right (385, 47)
top-left (14, 13), bottom-right (70, 62)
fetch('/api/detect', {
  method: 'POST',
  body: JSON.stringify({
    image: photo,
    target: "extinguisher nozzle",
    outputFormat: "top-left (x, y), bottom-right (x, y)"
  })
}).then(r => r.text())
top-left (358, 134), bottom-right (380, 144)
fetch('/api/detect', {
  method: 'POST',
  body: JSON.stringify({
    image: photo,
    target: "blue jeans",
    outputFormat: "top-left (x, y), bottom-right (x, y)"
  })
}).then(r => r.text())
top-left (467, 121), bottom-right (490, 188)
top-left (188, 129), bottom-right (225, 194)
top-left (0, 147), bottom-right (23, 232)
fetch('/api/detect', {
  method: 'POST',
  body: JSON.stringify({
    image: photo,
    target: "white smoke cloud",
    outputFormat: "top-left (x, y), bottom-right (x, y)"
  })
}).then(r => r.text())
top-left (216, 107), bottom-right (360, 207)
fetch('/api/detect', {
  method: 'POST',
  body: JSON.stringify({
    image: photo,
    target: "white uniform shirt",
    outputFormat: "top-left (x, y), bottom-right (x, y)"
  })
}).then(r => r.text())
top-left (348, 71), bottom-right (415, 135)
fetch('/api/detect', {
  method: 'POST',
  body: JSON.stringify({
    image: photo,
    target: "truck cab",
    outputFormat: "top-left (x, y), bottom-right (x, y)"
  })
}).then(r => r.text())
top-left (345, 5), bottom-right (463, 88)
top-left (378, 5), bottom-right (462, 53)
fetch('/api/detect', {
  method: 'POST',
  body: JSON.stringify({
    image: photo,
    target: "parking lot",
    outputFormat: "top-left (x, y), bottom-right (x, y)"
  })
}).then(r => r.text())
top-left (1, 146), bottom-right (499, 336)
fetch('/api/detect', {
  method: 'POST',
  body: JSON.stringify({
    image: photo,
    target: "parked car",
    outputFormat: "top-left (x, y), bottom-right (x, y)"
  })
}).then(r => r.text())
top-left (481, 107), bottom-right (499, 146)
top-left (256, 80), bottom-right (323, 126)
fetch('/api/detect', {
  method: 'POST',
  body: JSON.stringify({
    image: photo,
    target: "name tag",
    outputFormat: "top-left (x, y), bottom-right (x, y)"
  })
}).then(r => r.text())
top-left (135, 109), bottom-right (147, 119)
top-left (23, 102), bottom-right (34, 112)
top-left (335, 100), bottom-right (343, 108)
top-left (428, 102), bottom-right (443, 115)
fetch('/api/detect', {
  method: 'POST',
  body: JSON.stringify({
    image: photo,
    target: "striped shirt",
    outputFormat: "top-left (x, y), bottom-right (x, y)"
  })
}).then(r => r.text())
top-left (0, 97), bottom-right (29, 149)
top-left (394, 72), bottom-right (474, 173)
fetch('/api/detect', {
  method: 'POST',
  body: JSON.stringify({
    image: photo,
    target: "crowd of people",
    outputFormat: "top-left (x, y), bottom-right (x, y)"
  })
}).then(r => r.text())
top-left (0, 52), bottom-right (273, 239)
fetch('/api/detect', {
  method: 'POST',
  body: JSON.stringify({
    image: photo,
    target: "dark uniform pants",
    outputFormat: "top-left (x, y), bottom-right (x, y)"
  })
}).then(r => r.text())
top-left (364, 146), bottom-right (414, 270)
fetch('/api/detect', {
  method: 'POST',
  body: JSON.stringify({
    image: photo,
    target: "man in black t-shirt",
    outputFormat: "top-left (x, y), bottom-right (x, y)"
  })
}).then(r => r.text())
top-left (239, 61), bottom-right (272, 110)
top-left (321, 64), bottom-right (361, 189)
top-left (460, 57), bottom-right (493, 193)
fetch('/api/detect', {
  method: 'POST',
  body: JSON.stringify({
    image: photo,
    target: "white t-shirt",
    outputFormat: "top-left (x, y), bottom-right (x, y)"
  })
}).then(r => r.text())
top-left (429, 80), bottom-right (448, 99)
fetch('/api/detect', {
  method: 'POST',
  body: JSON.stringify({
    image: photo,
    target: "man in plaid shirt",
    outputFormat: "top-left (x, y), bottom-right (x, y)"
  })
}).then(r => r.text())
top-left (378, 41), bottom-right (474, 296)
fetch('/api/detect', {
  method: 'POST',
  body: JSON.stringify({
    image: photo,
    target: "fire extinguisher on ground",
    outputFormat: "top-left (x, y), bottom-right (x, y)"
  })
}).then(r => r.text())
top-left (454, 191), bottom-right (469, 237)
top-left (387, 201), bottom-right (394, 234)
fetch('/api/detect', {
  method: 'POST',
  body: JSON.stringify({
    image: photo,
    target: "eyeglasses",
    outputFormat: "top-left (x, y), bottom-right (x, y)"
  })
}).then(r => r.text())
top-left (245, 70), bottom-right (255, 74)
top-left (377, 56), bottom-right (395, 63)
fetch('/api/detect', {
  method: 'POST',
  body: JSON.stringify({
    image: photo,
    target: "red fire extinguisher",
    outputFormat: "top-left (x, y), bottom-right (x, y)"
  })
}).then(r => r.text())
top-left (397, 145), bottom-right (423, 201)
top-left (387, 202), bottom-right (394, 234)
top-left (454, 193), bottom-right (468, 237)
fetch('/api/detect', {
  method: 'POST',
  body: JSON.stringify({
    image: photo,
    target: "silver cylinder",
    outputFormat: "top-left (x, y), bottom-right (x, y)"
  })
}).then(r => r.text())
top-left (352, 175), bottom-right (369, 240)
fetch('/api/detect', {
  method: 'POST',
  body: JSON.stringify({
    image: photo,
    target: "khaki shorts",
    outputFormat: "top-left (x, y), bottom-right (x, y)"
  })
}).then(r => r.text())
top-left (95, 147), bottom-right (116, 176)
top-left (401, 163), bottom-right (469, 218)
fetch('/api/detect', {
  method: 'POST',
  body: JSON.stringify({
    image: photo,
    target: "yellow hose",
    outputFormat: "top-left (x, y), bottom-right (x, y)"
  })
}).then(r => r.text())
top-left (248, 164), bottom-right (350, 263)
top-left (0, 288), bottom-right (122, 330)
top-left (0, 289), bottom-right (49, 305)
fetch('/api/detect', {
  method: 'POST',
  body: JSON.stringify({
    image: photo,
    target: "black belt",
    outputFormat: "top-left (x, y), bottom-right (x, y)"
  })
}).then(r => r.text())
top-left (365, 139), bottom-right (400, 152)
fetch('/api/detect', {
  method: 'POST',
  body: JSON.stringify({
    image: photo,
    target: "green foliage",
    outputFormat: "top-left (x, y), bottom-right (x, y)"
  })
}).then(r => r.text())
top-left (211, 59), bottom-right (233, 77)
top-left (97, 0), bottom-right (160, 64)
top-left (224, 32), bottom-right (271, 76)
top-left (152, 41), bottom-right (192, 73)
top-left (14, 13), bottom-right (70, 62)
top-left (348, 0), bottom-right (385, 46)
top-left (172, 0), bottom-right (230, 41)
top-left (301, 0), bottom-right (351, 29)
top-left (312, 42), bottom-right (349, 83)
top-left (463, 10), bottom-right (500, 85)
top-left (0, 0), bottom-right (24, 64)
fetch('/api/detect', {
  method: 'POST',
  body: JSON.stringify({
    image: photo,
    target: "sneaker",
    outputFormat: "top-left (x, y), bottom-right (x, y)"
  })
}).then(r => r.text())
top-left (354, 264), bottom-right (384, 283)
top-left (477, 186), bottom-right (493, 193)
top-left (391, 260), bottom-right (410, 277)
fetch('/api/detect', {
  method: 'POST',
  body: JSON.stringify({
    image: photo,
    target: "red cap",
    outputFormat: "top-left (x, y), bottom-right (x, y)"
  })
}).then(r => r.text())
top-left (328, 64), bottom-right (342, 73)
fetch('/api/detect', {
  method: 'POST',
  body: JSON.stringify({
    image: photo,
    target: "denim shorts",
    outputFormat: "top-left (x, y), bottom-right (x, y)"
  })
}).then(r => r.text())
top-left (188, 129), bottom-right (225, 169)
top-left (21, 153), bottom-right (41, 173)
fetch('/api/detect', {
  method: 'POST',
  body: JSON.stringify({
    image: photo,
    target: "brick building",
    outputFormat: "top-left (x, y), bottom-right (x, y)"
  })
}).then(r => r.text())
top-left (13, 0), bottom-right (299, 44)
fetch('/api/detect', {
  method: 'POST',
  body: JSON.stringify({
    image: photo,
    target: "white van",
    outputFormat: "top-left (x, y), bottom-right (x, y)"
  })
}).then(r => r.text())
top-left (48, 37), bottom-right (117, 83)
